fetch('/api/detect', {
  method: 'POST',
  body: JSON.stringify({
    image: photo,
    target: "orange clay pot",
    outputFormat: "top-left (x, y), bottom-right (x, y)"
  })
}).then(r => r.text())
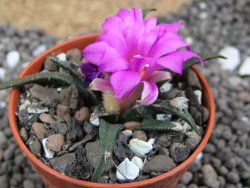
top-left (8, 34), bottom-right (215, 188)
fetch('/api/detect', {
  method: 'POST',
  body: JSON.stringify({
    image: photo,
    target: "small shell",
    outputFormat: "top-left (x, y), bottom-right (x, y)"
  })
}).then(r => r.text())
top-left (42, 138), bottom-right (55, 159)
top-left (131, 156), bottom-right (144, 170)
top-left (147, 138), bottom-right (156, 145)
top-left (129, 139), bottom-right (153, 156)
top-left (116, 158), bottom-right (140, 181)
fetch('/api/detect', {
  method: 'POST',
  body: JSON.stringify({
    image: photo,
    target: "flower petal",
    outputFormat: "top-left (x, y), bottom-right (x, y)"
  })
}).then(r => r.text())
top-left (99, 51), bottom-right (128, 72)
top-left (80, 62), bottom-right (102, 85)
top-left (89, 78), bottom-right (114, 94)
top-left (149, 32), bottom-right (190, 58)
top-left (137, 30), bottom-right (158, 56)
top-left (156, 21), bottom-right (184, 37)
top-left (144, 17), bottom-right (157, 33)
top-left (138, 81), bottom-right (158, 105)
top-left (157, 50), bottom-right (204, 74)
top-left (110, 71), bottom-right (141, 98)
top-left (99, 30), bottom-right (127, 57)
top-left (82, 41), bottom-right (108, 65)
top-left (148, 71), bottom-right (172, 83)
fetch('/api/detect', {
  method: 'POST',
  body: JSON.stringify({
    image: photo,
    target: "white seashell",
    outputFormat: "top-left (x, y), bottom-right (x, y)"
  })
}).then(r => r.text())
top-left (116, 158), bottom-right (140, 181)
top-left (160, 82), bottom-right (172, 92)
top-left (239, 57), bottom-right (250, 76)
top-left (131, 156), bottom-right (144, 170)
top-left (56, 53), bottom-right (67, 61)
top-left (89, 113), bottom-right (100, 127)
top-left (129, 139), bottom-right (153, 156)
top-left (147, 138), bottom-right (156, 145)
top-left (42, 138), bottom-right (55, 159)
top-left (194, 90), bottom-right (202, 104)
top-left (156, 114), bottom-right (172, 121)
top-left (171, 122), bottom-right (183, 132)
top-left (122, 130), bottom-right (133, 137)
top-left (170, 97), bottom-right (189, 110)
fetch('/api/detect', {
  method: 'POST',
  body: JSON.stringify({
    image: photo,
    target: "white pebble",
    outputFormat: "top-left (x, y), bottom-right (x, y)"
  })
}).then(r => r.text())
top-left (218, 46), bottom-right (240, 71)
top-left (32, 45), bottom-right (46, 56)
top-left (57, 53), bottom-right (67, 61)
top-left (122, 130), bottom-right (133, 137)
top-left (27, 106), bottom-right (49, 114)
top-left (170, 97), bottom-right (189, 110)
top-left (147, 138), bottom-right (156, 145)
top-left (0, 68), bottom-right (6, 80)
top-left (238, 57), bottom-right (250, 76)
top-left (199, 12), bottom-right (208, 20)
top-left (172, 122), bottom-right (183, 132)
top-left (6, 51), bottom-right (20, 69)
top-left (131, 156), bottom-right (144, 170)
top-left (194, 90), bottom-right (202, 104)
top-left (90, 113), bottom-right (100, 126)
top-left (199, 2), bottom-right (207, 10)
top-left (196, 152), bottom-right (203, 161)
top-left (160, 82), bottom-right (172, 92)
top-left (129, 138), bottom-right (153, 157)
top-left (116, 158), bottom-right (140, 181)
top-left (185, 36), bottom-right (194, 45)
top-left (42, 138), bottom-right (55, 159)
top-left (0, 101), bottom-right (6, 108)
top-left (19, 100), bottom-right (31, 111)
top-left (183, 122), bottom-right (192, 133)
top-left (156, 114), bottom-right (172, 121)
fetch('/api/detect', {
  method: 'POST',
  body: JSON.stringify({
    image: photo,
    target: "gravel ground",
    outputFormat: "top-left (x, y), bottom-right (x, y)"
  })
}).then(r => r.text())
top-left (0, 0), bottom-right (250, 187)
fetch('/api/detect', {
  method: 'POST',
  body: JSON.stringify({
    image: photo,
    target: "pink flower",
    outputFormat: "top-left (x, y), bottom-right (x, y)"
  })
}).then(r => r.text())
top-left (81, 8), bottom-right (203, 107)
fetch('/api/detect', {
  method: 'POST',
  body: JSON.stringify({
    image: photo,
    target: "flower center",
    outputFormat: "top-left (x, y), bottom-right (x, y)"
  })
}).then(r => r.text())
top-left (140, 63), bottom-right (150, 78)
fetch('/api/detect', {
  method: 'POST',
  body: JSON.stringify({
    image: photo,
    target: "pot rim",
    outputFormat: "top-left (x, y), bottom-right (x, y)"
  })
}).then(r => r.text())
top-left (9, 34), bottom-right (215, 188)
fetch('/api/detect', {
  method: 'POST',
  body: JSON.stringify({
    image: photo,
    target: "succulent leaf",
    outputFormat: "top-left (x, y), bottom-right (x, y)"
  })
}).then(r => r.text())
top-left (142, 8), bottom-right (157, 18)
top-left (0, 72), bottom-right (98, 106)
top-left (136, 119), bottom-right (175, 132)
top-left (91, 119), bottom-right (123, 182)
top-left (184, 54), bottom-right (226, 69)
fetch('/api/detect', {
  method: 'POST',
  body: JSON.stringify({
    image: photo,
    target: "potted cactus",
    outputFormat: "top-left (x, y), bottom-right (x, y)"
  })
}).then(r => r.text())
top-left (1, 8), bottom-right (223, 188)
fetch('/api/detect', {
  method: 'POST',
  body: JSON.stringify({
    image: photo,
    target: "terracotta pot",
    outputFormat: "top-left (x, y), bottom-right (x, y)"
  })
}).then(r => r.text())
top-left (9, 34), bottom-right (215, 188)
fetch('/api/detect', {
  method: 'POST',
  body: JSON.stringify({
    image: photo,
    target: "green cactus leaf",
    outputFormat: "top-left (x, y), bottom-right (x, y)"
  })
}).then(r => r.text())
top-left (91, 119), bottom-right (123, 182)
top-left (142, 8), bottom-right (157, 18)
top-left (136, 119), bottom-right (176, 132)
top-left (184, 54), bottom-right (226, 69)
top-left (50, 57), bottom-right (82, 81)
top-left (145, 103), bottom-right (202, 135)
top-left (0, 72), bottom-right (98, 106)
